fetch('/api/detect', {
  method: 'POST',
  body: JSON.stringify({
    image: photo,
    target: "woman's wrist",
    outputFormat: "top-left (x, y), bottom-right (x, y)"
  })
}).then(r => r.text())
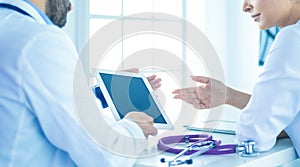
top-left (225, 87), bottom-right (251, 109)
top-left (225, 87), bottom-right (234, 106)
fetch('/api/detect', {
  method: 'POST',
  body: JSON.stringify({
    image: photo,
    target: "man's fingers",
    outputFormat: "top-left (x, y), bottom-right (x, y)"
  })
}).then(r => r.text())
top-left (125, 112), bottom-right (158, 138)
top-left (148, 126), bottom-right (158, 136)
top-left (147, 75), bottom-right (156, 81)
top-left (144, 126), bottom-right (158, 139)
top-left (123, 68), bottom-right (139, 73)
top-left (153, 83), bottom-right (161, 89)
top-left (150, 79), bottom-right (162, 88)
top-left (147, 75), bottom-right (162, 90)
top-left (150, 78), bottom-right (162, 85)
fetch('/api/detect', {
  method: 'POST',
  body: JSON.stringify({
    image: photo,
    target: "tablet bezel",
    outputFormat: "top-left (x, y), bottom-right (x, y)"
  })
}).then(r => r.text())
top-left (94, 69), bottom-right (173, 129)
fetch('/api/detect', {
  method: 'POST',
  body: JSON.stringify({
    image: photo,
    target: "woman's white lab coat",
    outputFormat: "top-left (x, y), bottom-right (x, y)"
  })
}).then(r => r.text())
top-left (237, 20), bottom-right (300, 157)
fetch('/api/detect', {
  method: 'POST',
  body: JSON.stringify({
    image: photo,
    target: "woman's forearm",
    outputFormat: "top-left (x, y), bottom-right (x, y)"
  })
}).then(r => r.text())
top-left (226, 87), bottom-right (251, 109)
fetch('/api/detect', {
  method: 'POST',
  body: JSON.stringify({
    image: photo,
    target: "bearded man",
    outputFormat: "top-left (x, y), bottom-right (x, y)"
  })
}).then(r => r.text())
top-left (0, 0), bottom-right (158, 166)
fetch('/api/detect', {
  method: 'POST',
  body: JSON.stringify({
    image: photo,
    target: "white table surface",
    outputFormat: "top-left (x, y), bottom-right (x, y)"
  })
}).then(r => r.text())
top-left (134, 133), bottom-right (297, 167)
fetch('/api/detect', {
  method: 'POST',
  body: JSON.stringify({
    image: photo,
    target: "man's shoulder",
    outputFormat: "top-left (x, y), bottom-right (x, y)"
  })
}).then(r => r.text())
top-left (1, 13), bottom-right (67, 47)
top-left (16, 16), bottom-right (74, 49)
top-left (22, 21), bottom-right (67, 42)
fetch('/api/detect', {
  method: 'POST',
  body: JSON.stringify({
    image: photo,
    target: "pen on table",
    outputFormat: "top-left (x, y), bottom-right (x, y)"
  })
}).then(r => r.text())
top-left (183, 125), bottom-right (236, 135)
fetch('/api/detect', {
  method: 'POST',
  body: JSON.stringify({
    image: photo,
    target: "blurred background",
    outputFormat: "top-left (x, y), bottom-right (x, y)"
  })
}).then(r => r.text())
top-left (64, 0), bottom-right (276, 128)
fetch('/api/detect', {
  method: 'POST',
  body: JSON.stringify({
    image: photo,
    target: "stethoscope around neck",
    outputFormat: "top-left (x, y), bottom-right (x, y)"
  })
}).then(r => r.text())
top-left (157, 134), bottom-right (259, 166)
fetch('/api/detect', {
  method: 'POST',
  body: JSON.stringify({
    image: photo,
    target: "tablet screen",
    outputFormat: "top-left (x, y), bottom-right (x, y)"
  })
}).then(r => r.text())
top-left (99, 73), bottom-right (167, 124)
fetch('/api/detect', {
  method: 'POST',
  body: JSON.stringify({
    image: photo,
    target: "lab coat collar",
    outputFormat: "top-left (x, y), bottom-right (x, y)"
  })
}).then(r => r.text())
top-left (0, 0), bottom-right (53, 25)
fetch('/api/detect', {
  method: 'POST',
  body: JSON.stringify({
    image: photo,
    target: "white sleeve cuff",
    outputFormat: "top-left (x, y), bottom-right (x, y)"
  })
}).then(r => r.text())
top-left (112, 118), bottom-right (145, 139)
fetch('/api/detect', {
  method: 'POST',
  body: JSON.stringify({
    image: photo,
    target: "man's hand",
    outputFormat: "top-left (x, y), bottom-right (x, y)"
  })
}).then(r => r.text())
top-left (125, 112), bottom-right (158, 139)
top-left (147, 75), bottom-right (161, 90)
top-left (123, 68), bottom-right (162, 90)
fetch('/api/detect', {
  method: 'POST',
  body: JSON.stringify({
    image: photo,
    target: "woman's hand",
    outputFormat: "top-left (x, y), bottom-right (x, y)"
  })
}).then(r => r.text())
top-left (173, 76), bottom-right (251, 109)
top-left (172, 76), bottom-right (227, 109)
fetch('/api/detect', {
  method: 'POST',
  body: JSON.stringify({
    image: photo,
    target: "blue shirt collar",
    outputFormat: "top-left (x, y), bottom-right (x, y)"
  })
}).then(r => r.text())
top-left (23, 0), bottom-right (53, 25)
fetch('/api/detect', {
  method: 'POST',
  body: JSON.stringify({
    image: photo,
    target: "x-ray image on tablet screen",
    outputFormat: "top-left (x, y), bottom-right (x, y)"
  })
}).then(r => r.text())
top-left (95, 69), bottom-right (173, 129)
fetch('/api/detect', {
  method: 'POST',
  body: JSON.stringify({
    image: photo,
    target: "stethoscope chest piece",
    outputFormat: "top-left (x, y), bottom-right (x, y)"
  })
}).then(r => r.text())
top-left (237, 140), bottom-right (260, 157)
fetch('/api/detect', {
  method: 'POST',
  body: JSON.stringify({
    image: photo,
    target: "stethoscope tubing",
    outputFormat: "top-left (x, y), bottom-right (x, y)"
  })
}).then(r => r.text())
top-left (157, 134), bottom-right (236, 155)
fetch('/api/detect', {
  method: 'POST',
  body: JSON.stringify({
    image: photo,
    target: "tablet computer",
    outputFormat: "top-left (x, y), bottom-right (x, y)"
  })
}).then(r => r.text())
top-left (94, 69), bottom-right (173, 129)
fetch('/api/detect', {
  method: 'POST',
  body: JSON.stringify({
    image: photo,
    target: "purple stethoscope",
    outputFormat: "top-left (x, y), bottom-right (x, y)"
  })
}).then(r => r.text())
top-left (157, 134), bottom-right (259, 166)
